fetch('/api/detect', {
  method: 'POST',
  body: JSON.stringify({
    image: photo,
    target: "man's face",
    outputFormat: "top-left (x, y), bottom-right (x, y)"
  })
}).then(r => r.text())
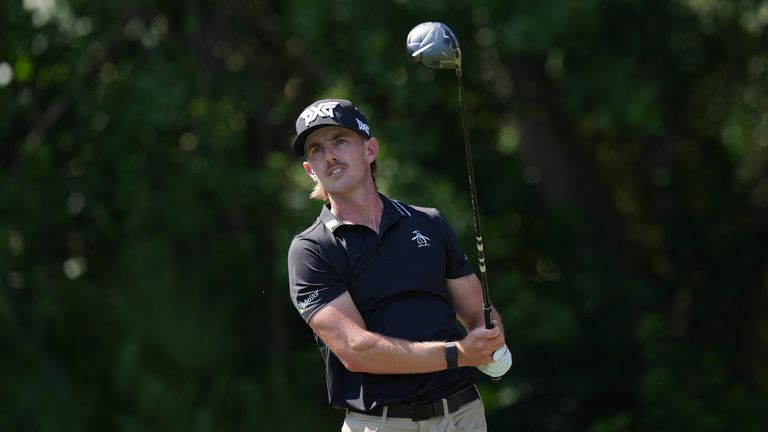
top-left (302, 126), bottom-right (377, 197)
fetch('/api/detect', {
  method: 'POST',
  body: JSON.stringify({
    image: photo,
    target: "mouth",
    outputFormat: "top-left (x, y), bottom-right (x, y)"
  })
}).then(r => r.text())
top-left (326, 165), bottom-right (345, 177)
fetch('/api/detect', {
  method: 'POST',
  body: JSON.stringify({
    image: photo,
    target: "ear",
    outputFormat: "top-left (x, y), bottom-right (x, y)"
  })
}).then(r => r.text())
top-left (303, 161), bottom-right (318, 182)
top-left (365, 137), bottom-right (379, 164)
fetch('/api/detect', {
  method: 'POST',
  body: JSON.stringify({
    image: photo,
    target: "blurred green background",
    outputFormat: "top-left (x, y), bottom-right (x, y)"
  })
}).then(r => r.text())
top-left (2, 0), bottom-right (768, 430)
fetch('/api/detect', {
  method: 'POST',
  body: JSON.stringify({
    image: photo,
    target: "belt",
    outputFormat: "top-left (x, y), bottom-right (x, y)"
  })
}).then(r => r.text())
top-left (348, 386), bottom-right (480, 421)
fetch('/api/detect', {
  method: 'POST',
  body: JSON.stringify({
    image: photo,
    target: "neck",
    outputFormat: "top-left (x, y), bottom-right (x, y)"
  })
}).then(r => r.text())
top-left (328, 183), bottom-right (383, 233)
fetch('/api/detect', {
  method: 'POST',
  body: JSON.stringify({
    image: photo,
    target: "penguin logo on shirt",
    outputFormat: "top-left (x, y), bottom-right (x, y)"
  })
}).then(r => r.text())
top-left (411, 230), bottom-right (431, 248)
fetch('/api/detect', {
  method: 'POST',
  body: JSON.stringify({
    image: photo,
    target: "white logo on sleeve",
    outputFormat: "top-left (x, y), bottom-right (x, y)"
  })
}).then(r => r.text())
top-left (300, 101), bottom-right (341, 126)
top-left (297, 291), bottom-right (320, 313)
top-left (411, 230), bottom-right (431, 248)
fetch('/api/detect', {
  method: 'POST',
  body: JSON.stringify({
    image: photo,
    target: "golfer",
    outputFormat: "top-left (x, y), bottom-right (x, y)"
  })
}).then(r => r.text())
top-left (287, 99), bottom-right (512, 432)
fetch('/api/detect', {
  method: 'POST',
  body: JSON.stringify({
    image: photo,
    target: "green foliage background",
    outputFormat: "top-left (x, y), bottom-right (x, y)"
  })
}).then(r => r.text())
top-left (2, 0), bottom-right (767, 430)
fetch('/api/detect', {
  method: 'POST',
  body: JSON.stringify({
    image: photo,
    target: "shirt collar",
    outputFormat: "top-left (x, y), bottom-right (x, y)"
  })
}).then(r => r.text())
top-left (318, 193), bottom-right (410, 233)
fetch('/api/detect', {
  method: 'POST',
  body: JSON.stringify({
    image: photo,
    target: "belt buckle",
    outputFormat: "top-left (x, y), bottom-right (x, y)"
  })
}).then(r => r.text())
top-left (409, 400), bottom-right (444, 421)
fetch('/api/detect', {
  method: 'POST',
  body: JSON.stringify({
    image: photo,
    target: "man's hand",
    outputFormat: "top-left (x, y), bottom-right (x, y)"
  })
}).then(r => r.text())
top-left (478, 345), bottom-right (512, 378)
top-left (456, 326), bottom-right (505, 367)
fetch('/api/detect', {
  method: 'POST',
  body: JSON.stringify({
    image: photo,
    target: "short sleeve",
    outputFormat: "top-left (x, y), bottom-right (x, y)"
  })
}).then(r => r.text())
top-left (435, 211), bottom-right (474, 279)
top-left (287, 236), bottom-right (348, 323)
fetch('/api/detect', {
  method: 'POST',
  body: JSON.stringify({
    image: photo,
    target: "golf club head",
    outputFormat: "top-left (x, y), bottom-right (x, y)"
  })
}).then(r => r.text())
top-left (406, 22), bottom-right (461, 70)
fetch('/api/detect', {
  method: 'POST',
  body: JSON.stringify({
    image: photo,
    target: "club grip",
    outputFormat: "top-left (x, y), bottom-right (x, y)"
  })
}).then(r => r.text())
top-left (483, 304), bottom-right (494, 329)
top-left (483, 305), bottom-right (502, 381)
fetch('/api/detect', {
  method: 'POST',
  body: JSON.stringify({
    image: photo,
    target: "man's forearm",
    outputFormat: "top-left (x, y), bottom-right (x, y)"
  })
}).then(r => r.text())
top-left (339, 314), bottom-right (505, 374)
top-left (311, 289), bottom-right (504, 374)
top-left (342, 331), bottom-right (449, 374)
top-left (338, 324), bottom-right (504, 373)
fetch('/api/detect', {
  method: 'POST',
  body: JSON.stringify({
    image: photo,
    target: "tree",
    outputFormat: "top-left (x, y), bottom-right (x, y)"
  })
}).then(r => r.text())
top-left (1, 1), bottom-right (766, 430)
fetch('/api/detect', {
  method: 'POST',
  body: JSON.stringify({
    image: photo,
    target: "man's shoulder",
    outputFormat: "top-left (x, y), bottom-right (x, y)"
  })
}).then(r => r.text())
top-left (291, 218), bottom-right (332, 247)
top-left (294, 217), bottom-right (324, 239)
top-left (289, 215), bottom-right (349, 259)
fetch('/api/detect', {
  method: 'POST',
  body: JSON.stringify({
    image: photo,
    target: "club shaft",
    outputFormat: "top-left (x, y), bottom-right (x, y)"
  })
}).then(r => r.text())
top-left (456, 69), bottom-right (494, 331)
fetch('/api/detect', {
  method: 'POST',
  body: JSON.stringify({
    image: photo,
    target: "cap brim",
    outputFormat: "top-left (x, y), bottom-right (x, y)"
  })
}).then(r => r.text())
top-left (292, 124), bottom-right (367, 156)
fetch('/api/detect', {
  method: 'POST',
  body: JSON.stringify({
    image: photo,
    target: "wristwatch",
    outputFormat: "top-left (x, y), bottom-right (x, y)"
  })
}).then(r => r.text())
top-left (444, 341), bottom-right (458, 369)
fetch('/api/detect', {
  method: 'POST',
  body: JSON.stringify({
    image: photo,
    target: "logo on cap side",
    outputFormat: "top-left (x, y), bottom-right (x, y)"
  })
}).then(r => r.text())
top-left (300, 101), bottom-right (340, 127)
top-left (356, 118), bottom-right (370, 135)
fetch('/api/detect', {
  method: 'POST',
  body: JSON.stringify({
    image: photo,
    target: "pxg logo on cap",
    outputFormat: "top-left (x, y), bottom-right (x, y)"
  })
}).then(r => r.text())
top-left (292, 99), bottom-right (371, 156)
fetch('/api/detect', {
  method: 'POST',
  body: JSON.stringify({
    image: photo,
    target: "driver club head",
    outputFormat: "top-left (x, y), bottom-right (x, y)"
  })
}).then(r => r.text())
top-left (406, 22), bottom-right (461, 70)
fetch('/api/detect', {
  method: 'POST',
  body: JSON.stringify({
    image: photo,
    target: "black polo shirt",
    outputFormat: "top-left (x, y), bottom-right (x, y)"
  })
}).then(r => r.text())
top-left (287, 194), bottom-right (475, 411)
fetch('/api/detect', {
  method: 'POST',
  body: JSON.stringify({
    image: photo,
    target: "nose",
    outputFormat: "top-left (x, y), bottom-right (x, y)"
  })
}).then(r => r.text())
top-left (324, 145), bottom-right (339, 162)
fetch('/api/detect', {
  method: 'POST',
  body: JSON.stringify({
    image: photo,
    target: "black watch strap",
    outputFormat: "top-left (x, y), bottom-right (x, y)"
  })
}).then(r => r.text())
top-left (444, 341), bottom-right (458, 369)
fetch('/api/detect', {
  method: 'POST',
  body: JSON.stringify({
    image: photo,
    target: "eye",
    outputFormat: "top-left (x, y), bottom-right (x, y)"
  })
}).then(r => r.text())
top-left (308, 145), bottom-right (322, 156)
top-left (336, 138), bottom-right (349, 146)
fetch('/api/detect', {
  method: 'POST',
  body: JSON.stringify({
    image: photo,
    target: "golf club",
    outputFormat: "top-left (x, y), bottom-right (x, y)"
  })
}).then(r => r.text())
top-left (406, 21), bottom-right (493, 328)
top-left (406, 22), bottom-right (510, 376)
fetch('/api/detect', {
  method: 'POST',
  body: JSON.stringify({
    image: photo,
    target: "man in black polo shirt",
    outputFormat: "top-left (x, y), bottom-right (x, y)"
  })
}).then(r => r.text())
top-left (287, 99), bottom-right (512, 431)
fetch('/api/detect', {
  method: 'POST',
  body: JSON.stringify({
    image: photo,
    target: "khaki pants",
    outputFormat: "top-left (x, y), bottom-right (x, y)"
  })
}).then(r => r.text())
top-left (341, 398), bottom-right (487, 432)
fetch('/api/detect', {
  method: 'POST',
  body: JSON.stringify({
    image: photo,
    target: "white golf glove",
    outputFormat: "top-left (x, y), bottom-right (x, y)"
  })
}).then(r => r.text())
top-left (477, 345), bottom-right (512, 378)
